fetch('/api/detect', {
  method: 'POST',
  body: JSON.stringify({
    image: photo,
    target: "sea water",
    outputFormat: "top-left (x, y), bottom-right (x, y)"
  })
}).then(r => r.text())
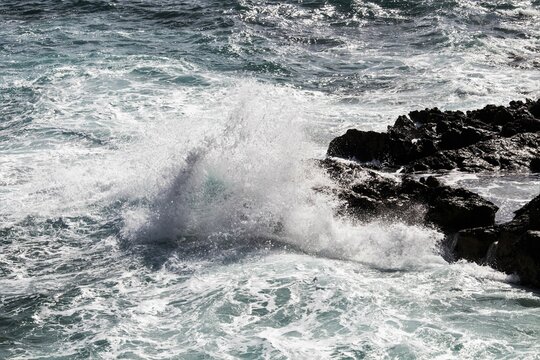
top-left (1, 1), bottom-right (540, 359)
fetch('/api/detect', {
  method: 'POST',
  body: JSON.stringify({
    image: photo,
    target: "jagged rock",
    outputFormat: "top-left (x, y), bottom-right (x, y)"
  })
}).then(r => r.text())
top-left (529, 99), bottom-right (540, 118)
top-left (406, 132), bottom-right (540, 172)
top-left (512, 231), bottom-right (540, 286)
top-left (424, 186), bottom-right (498, 231)
top-left (327, 129), bottom-right (388, 162)
top-left (318, 158), bottom-right (498, 232)
top-left (454, 194), bottom-right (540, 288)
top-left (454, 227), bottom-right (499, 263)
top-left (327, 99), bottom-right (540, 173)
top-left (324, 99), bottom-right (540, 288)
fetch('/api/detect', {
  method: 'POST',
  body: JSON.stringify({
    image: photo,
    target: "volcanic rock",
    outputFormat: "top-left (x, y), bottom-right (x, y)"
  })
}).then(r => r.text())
top-left (323, 99), bottom-right (540, 288)
top-left (318, 158), bottom-right (498, 232)
top-left (455, 194), bottom-right (540, 287)
top-left (327, 99), bottom-right (540, 173)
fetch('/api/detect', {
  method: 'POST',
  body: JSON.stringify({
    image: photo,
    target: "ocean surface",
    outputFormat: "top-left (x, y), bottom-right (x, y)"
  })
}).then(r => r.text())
top-left (1, 1), bottom-right (540, 359)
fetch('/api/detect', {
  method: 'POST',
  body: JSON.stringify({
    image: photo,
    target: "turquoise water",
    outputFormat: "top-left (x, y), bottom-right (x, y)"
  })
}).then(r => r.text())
top-left (1, 1), bottom-right (540, 358)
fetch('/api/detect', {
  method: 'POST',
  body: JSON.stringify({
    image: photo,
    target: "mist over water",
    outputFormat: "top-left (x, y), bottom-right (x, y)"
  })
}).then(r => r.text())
top-left (1, 0), bottom-right (540, 359)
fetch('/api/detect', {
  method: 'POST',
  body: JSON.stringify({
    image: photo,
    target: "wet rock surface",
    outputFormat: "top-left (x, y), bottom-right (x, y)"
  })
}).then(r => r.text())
top-left (455, 195), bottom-right (540, 288)
top-left (323, 99), bottom-right (540, 288)
top-left (327, 99), bottom-right (540, 173)
top-left (318, 158), bottom-right (498, 232)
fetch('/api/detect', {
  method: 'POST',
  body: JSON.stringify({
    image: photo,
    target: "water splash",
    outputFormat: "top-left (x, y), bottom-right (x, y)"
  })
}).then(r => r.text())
top-left (113, 81), bottom-right (445, 271)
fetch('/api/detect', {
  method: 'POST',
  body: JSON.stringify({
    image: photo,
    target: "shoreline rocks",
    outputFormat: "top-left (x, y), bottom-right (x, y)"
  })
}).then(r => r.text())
top-left (322, 99), bottom-right (540, 289)
top-left (456, 195), bottom-right (540, 287)
top-left (328, 99), bottom-right (540, 173)
top-left (318, 158), bottom-right (498, 232)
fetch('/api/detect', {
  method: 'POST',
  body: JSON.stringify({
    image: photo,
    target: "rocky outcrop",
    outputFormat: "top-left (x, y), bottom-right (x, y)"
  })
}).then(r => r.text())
top-left (319, 158), bottom-right (498, 232)
top-left (323, 99), bottom-right (540, 288)
top-left (455, 195), bottom-right (540, 287)
top-left (327, 99), bottom-right (540, 173)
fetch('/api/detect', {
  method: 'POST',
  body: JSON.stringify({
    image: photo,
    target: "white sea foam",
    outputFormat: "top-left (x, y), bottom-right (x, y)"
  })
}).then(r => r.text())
top-left (0, 64), bottom-right (444, 273)
top-left (95, 81), bottom-right (444, 272)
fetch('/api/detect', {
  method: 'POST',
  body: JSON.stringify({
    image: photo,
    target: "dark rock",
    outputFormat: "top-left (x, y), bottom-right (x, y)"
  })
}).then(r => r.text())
top-left (439, 126), bottom-right (487, 150)
top-left (454, 194), bottom-right (540, 288)
top-left (494, 108), bottom-right (515, 125)
top-left (323, 99), bottom-right (540, 288)
top-left (530, 158), bottom-right (540, 173)
top-left (512, 231), bottom-right (540, 286)
top-left (422, 176), bottom-right (441, 188)
top-left (318, 158), bottom-right (497, 232)
top-left (512, 194), bottom-right (540, 230)
top-left (327, 99), bottom-right (540, 173)
top-left (404, 132), bottom-right (540, 173)
top-left (454, 227), bottom-right (499, 263)
top-left (327, 129), bottom-right (388, 162)
top-left (501, 113), bottom-right (540, 137)
top-left (529, 99), bottom-right (540, 118)
top-left (425, 187), bottom-right (497, 232)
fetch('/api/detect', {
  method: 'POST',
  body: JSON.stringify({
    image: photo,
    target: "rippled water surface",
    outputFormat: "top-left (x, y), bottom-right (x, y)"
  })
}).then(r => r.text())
top-left (1, 0), bottom-right (540, 359)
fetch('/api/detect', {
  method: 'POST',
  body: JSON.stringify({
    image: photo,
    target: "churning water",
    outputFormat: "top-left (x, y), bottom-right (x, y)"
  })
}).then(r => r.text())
top-left (1, 1), bottom-right (540, 358)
